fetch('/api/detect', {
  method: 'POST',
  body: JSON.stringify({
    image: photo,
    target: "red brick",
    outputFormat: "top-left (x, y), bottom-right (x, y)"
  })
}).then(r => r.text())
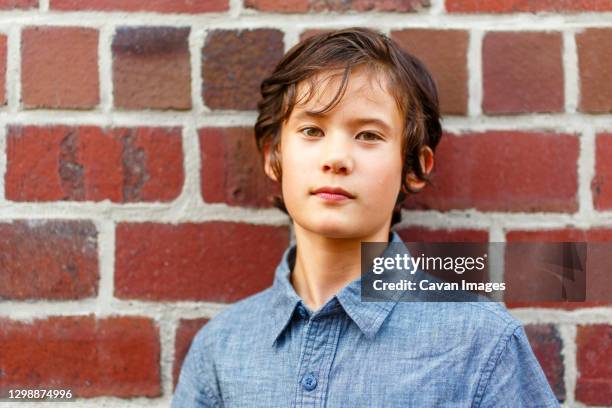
top-left (21, 26), bottom-right (99, 109)
top-left (576, 324), bottom-right (612, 405)
top-left (299, 28), bottom-right (394, 50)
top-left (402, 131), bottom-right (579, 212)
top-left (446, 0), bottom-right (612, 12)
top-left (524, 324), bottom-right (565, 402)
top-left (300, 28), bottom-right (467, 115)
top-left (0, 220), bottom-right (98, 300)
top-left (397, 227), bottom-right (488, 242)
top-left (202, 29), bottom-right (284, 110)
top-left (173, 318), bottom-right (209, 389)
top-left (0, 0), bottom-right (37, 9)
top-left (5, 125), bottom-right (183, 203)
top-left (0, 35), bottom-right (6, 105)
top-left (577, 29), bottom-right (612, 113)
top-left (245, 0), bottom-right (308, 12)
top-left (113, 26), bottom-right (191, 110)
top-left (482, 31), bottom-right (563, 114)
top-left (505, 228), bottom-right (612, 309)
top-left (299, 29), bottom-right (334, 42)
top-left (50, 0), bottom-right (227, 13)
top-left (199, 127), bottom-right (279, 207)
top-left (245, 0), bottom-right (428, 12)
top-left (0, 315), bottom-right (160, 397)
top-left (391, 29), bottom-right (468, 115)
top-left (593, 133), bottom-right (612, 210)
top-left (115, 222), bottom-right (290, 302)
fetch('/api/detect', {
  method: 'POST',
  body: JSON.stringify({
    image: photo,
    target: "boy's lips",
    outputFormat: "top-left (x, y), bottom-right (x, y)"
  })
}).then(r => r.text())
top-left (311, 186), bottom-right (355, 200)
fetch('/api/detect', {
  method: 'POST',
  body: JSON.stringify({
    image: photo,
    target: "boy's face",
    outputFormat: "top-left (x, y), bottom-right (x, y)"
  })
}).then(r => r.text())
top-left (269, 65), bottom-right (404, 239)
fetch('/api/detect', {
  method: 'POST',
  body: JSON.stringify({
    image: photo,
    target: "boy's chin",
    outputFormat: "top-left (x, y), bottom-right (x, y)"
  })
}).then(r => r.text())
top-left (298, 219), bottom-right (367, 239)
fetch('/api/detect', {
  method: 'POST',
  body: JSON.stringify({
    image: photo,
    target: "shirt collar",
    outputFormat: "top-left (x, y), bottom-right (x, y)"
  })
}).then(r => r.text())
top-left (269, 230), bottom-right (409, 347)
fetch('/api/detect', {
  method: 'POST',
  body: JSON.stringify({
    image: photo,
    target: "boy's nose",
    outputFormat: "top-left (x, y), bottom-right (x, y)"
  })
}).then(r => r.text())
top-left (320, 134), bottom-right (353, 174)
top-left (323, 159), bottom-right (350, 174)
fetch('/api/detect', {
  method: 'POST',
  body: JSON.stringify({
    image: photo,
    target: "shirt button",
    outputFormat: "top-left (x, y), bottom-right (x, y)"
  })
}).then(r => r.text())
top-left (301, 372), bottom-right (317, 391)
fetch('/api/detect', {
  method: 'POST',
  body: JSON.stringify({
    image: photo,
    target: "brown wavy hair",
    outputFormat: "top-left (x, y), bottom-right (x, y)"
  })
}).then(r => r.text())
top-left (254, 27), bottom-right (442, 226)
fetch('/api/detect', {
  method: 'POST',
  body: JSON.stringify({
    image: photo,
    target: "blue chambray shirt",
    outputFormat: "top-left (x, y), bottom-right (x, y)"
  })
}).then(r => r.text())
top-left (172, 230), bottom-right (560, 407)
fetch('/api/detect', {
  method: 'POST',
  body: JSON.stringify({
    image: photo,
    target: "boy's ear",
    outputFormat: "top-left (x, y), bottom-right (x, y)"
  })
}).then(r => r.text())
top-left (263, 142), bottom-right (280, 182)
top-left (404, 146), bottom-right (434, 192)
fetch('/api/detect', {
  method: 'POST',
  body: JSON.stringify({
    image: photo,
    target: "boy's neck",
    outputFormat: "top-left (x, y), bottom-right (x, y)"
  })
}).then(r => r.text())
top-left (290, 223), bottom-right (390, 313)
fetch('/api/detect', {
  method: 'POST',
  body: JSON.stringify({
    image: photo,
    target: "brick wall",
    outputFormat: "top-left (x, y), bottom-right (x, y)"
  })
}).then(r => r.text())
top-left (0, 0), bottom-right (610, 406)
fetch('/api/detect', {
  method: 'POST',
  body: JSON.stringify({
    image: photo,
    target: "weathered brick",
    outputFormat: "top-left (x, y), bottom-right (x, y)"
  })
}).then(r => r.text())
top-left (447, 0), bottom-right (612, 12)
top-left (524, 324), bottom-right (565, 402)
top-left (21, 26), bottom-right (99, 109)
top-left (482, 31), bottom-right (564, 114)
top-left (402, 131), bottom-right (579, 213)
top-left (299, 28), bottom-right (334, 42)
top-left (0, 315), bottom-right (160, 397)
top-left (391, 29), bottom-right (469, 115)
top-left (202, 29), bottom-right (284, 110)
top-left (0, 34), bottom-right (6, 105)
top-left (50, 0), bottom-right (228, 13)
top-left (115, 222), bottom-right (289, 302)
top-left (245, 0), bottom-right (429, 12)
top-left (173, 318), bottom-right (209, 389)
top-left (5, 125), bottom-right (183, 203)
top-left (593, 133), bottom-right (612, 210)
top-left (113, 27), bottom-right (191, 110)
top-left (397, 227), bottom-right (488, 242)
top-left (301, 27), bottom-right (467, 115)
top-left (199, 127), bottom-right (279, 207)
top-left (576, 324), bottom-right (612, 405)
top-left (577, 28), bottom-right (612, 113)
top-left (505, 228), bottom-right (612, 309)
top-left (245, 0), bottom-right (308, 12)
top-left (0, 220), bottom-right (98, 300)
top-left (0, 0), bottom-right (37, 9)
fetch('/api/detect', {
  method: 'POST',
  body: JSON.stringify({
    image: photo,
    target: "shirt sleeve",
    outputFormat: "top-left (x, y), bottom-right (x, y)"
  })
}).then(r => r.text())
top-left (475, 324), bottom-right (561, 408)
top-left (171, 326), bottom-right (221, 408)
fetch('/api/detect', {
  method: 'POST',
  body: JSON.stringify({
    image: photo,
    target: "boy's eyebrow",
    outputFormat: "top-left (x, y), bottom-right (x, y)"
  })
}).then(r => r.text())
top-left (293, 110), bottom-right (394, 134)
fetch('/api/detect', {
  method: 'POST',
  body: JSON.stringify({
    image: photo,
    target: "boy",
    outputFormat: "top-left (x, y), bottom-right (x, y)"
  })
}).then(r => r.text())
top-left (172, 27), bottom-right (559, 407)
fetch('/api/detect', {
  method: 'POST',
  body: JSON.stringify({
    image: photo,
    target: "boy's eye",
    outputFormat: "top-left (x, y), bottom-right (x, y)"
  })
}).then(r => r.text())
top-left (356, 132), bottom-right (383, 141)
top-left (299, 127), bottom-right (382, 141)
top-left (301, 127), bottom-right (323, 138)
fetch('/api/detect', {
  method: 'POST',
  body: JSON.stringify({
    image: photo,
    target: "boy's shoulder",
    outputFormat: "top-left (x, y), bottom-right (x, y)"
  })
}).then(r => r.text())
top-left (463, 300), bottom-right (524, 336)
top-left (215, 286), bottom-right (276, 324)
top-left (460, 300), bottom-right (520, 326)
top-left (189, 286), bottom-right (276, 347)
top-left (380, 301), bottom-right (526, 374)
top-left (390, 300), bottom-right (523, 343)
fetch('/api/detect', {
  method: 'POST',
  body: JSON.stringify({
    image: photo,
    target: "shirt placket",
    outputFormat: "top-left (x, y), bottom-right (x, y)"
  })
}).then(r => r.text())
top-left (293, 303), bottom-right (342, 408)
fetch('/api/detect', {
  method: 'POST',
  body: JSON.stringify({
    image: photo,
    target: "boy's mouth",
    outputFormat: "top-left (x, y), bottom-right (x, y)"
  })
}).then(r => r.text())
top-left (311, 186), bottom-right (355, 200)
